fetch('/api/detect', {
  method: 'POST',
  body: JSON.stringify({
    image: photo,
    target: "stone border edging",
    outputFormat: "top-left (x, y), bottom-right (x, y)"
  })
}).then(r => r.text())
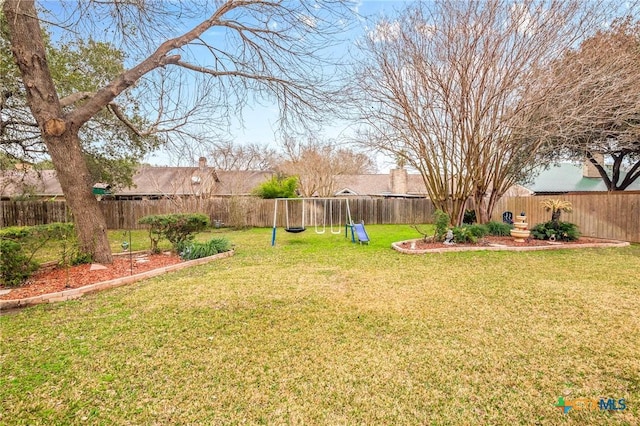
top-left (391, 239), bottom-right (630, 255)
top-left (0, 250), bottom-right (234, 311)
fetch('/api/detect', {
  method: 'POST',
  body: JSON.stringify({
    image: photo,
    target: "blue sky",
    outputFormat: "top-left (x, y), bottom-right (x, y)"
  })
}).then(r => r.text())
top-left (142, 0), bottom-right (414, 169)
top-left (38, 1), bottom-right (413, 170)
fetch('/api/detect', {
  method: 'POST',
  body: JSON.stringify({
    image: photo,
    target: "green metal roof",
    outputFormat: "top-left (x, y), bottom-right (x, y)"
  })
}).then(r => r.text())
top-left (527, 163), bottom-right (640, 193)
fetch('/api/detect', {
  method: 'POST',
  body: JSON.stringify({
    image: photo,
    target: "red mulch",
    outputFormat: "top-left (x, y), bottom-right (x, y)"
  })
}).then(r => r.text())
top-left (399, 236), bottom-right (606, 250)
top-left (1, 252), bottom-right (182, 301)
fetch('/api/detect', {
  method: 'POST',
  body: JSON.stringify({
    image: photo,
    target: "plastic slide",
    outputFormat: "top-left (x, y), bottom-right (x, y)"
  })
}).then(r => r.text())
top-left (353, 222), bottom-right (370, 244)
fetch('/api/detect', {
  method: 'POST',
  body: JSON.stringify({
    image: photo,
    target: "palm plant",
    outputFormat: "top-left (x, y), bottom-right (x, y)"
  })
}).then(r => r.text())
top-left (540, 199), bottom-right (573, 224)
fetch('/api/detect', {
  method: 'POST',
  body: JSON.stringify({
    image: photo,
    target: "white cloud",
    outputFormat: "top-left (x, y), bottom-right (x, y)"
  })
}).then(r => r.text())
top-left (300, 14), bottom-right (317, 28)
top-left (509, 2), bottom-right (536, 36)
top-left (367, 20), bottom-right (401, 43)
top-left (351, 0), bottom-right (363, 14)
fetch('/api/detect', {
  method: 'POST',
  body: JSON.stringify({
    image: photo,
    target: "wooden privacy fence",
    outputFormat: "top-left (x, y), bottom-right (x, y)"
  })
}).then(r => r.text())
top-left (492, 192), bottom-right (640, 243)
top-left (3, 194), bottom-right (638, 242)
top-left (0, 200), bottom-right (70, 227)
top-left (0, 197), bottom-right (436, 230)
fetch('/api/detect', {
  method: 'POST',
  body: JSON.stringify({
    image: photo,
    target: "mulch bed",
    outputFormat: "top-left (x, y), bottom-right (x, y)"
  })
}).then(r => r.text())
top-left (397, 236), bottom-right (612, 251)
top-left (1, 252), bottom-right (182, 301)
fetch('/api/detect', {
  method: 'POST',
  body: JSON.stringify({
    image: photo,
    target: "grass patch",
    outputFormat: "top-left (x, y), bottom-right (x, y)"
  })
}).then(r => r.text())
top-left (1, 225), bottom-right (639, 424)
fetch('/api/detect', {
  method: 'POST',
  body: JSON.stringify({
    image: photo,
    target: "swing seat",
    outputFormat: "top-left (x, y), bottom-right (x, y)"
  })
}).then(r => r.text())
top-left (285, 227), bottom-right (306, 233)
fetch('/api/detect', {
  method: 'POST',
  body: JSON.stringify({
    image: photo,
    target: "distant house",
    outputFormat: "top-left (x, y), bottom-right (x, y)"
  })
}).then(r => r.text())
top-left (2, 162), bottom-right (537, 201)
top-left (333, 169), bottom-right (428, 198)
top-left (0, 169), bottom-right (62, 200)
top-left (1, 165), bottom-right (429, 200)
top-left (114, 160), bottom-right (273, 200)
top-left (0, 158), bottom-right (274, 201)
top-left (333, 168), bottom-right (532, 199)
top-left (525, 162), bottom-right (640, 195)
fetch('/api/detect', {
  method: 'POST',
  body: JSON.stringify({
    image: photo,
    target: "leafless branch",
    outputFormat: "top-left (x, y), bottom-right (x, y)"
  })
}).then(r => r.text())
top-left (348, 0), bottom-right (620, 223)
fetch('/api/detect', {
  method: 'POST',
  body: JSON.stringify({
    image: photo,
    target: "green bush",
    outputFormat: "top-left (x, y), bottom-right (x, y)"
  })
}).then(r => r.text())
top-left (467, 224), bottom-right (489, 238)
top-left (0, 223), bottom-right (79, 268)
top-left (59, 242), bottom-right (93, 267)
top-left (0, 239), bottom-right (39, 287)
top-left (178, 238), bottom-right (231, 261)
top-left (530, 221), bottom-right (580, 242)
top-left (486, 221), bottom-right (513, 236)
top-left (463, 209), bottom-right (476, 224)
top-left (252, 175), bottom-right (298, 199)
top-left (35, 223), bottom-right (75, 240)
top-left (0, 223), bottom-right (74, 242)
top-left (433, 210), bottom-right (450, 242)
top-left (0, 226), bottom-right (32, 240)
top-left (451, 226), bottom-right (474, 244)
top-left (138, 213), bottom-right (211, 252)
top-left (451, 224), bottom-right (489, 244)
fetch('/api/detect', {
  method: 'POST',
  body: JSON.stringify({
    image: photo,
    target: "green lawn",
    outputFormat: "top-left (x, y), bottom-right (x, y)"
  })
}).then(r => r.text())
top-left (1, 225), bottom-right (639, 425)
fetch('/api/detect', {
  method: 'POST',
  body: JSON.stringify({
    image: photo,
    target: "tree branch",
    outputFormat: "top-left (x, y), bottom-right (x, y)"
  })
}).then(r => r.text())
top-left (59, 92), bottom-right (94, 108)
top-left (107, 103), bottom-right (149, 137)
top-left (67, 1), bottom-right (245, 127)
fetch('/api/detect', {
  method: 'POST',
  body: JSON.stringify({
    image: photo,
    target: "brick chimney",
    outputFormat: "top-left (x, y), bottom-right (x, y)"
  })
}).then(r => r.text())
top-left (583, 153), bottom-right (604, 178)
top-left (390, 168), bottom-right (408, 194)
top-left (198, 157), bottom-right (207, 170)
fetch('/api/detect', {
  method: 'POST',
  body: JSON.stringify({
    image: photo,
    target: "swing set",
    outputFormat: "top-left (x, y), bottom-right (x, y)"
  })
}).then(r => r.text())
top-left (271, 197), bottom-right (367, 246)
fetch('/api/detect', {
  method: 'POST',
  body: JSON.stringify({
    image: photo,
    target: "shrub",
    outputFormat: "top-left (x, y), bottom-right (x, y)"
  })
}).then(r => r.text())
top-left (138, 213), bottom-right (211, 252)
top-left (467, 224), bottom-right (489, 238)
top-left (531, 221), bottom-right (580, 242)
top-left (463, 209), bottom-right (476, 224)
top-left (178, 238), bottom-right (231, 261)
top-left (451, 226), bottom-right (476, 244)
top-left (0, 240), bottom-right (39, 287)
top-left (0, 223), bottom-right (74, 243)
top-left (35, 223), bottom-right (75, 240)
top-left (0, 223), bottom-right (79, 268)
top-left (486, 221), bottom-right (513, 236)
top-left (57, 235), bottom-right (93, 267)
top-left (451, 224), bottom-right (489, 244)
top-left (0, 226), bottom-right (32, 240)
top-left (252, 175), bottom-right (298, 199)
top-left (433, 210), bottom-right (450, 242)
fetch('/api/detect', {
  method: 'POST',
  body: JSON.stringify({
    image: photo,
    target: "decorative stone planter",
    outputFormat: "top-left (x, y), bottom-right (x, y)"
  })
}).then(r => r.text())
top-left (510, 213), bottom-right (531, 243)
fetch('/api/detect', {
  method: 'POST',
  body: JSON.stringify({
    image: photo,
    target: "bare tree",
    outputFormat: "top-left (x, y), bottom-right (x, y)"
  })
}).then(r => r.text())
top-left (207, 140), bottom-right (278, 171)
top-left (522, 17), bottom-right (640, 190)
top-left (350, 0), bottom-right (616, 224)
top-left (2, 0), bottom-right (352, 262)
top-left (277, 135), bottom-right (376, 196)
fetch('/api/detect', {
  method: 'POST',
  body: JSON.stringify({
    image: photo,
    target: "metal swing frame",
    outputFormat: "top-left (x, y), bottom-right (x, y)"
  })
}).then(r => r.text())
top-left (271, 197), bottom-right (354, 246)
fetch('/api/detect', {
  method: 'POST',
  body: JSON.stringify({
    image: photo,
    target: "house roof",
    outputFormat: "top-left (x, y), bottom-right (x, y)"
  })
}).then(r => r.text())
top-left (526, 163), bottom-right (640, 193)
top-left (333, 173), bottom-right (428, 197)
top-left (116, 167), bottom-right (272, 196)
top-left (0, 170), bottom-right (64, 198)
top-left (1, 166), bottom-right (536, 200)
top-left (0, 167), bottom-right (274, 198)
top-left (503, 184), bottom-right (534, 197)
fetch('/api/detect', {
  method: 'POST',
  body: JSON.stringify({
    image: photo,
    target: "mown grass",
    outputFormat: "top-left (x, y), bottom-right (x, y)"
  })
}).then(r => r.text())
top-left (1, 225), bottom-right (639, 425)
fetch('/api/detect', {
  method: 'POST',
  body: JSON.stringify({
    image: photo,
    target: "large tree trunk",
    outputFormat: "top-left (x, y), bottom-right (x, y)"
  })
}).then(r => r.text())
top-left (4, 0), bottom-right (113, 263)
top-left (474, 194), bottom-right (491, 225)
top-left (45, 132), bottom-right (113, 263)
top-left (473, 190), bottom-right (501, 225)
